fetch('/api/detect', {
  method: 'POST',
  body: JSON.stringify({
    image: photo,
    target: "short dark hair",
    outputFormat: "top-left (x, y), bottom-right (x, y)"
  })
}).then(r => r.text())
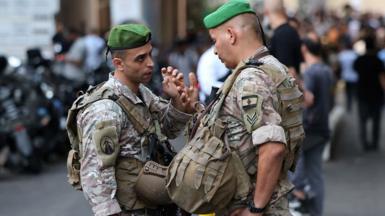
top-left (110, 49), bottom-right (127, 59)
top-left (302, 37), bottom-right (322, 56)
top-left (239, 13), bottom-right (266, 45)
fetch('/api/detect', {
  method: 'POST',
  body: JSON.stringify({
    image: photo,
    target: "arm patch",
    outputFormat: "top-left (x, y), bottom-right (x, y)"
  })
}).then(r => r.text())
top-left (241, 94), bottom-right (263, 133)
top-left (93, 120), bottom-right (119, 169)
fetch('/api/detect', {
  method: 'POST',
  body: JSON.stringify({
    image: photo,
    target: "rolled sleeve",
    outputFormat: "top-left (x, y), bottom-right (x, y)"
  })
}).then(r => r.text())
top-left (167, 102), bottom-right (193, 123)
top-left (252, 124), bottom-right (287, 146)
top-left (158, 102), bottom-right (193, 139)
top-left (93, 199), bottom-right (121, 216)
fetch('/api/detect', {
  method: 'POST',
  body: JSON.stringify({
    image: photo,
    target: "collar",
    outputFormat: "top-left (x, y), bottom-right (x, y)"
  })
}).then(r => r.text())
top-left (234, 46), bottom-right (270, 71)
top-left (249, 46), bottom-right (269, 60)
top-left (107, 72), bottom-right (146, 105)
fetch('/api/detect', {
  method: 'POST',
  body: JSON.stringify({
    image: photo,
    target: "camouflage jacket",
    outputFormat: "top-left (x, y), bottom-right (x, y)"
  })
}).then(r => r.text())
top-left (77, 73), bottom-right (191, 216)
top-left (219, 46), bottom-right (294, 205)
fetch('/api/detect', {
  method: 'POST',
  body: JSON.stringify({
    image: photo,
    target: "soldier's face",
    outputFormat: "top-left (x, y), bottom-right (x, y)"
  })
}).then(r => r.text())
top-left (209, 28), bottom-right (236, 69)
top-left (115, 43), bottom-right (154, 85)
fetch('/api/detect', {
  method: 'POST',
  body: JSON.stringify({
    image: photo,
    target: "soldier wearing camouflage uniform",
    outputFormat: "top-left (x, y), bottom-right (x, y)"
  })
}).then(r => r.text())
top-left (191, 1), bottom-right (304, 215)
top-left (67, 24), bottom-right (192, 216)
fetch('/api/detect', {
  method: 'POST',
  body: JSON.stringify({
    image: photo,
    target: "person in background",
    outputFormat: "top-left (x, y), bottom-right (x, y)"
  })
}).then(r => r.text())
top-left (52, 21), bottom-right (71, 60)
top-left (291, 34), bottom-right (334, 216)
top-left (196, 46), bottom-right (229, 104)
top-left (83, 28), bottom-right (106, 75)
top-left (168, 39), bottom-right (199, 86)
top-left (62, 28), bottom-right (87, 86)
top-left (353, 33), bottom-right (385, 151)
top-left (264, 0), bottom-right (302, 79)
top-left (338, 37), bottom-right (358, 112)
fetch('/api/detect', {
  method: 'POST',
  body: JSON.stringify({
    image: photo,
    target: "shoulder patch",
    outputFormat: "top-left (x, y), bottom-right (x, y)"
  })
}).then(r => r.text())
top-left (100, 136), bottom-right (115, 155)
top-left (241, 94), bottom-right (263, 133)
top-left (93, 120), bottom-right (119, 168)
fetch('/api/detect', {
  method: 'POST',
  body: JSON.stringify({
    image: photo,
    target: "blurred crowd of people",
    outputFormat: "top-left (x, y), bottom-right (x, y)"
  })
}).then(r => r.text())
top-left (1, 2), bottom-right (384, 215)
top-left (263, 3), bottom-right (385, 216)
top-left (275, 5), bottom-right (385, 152)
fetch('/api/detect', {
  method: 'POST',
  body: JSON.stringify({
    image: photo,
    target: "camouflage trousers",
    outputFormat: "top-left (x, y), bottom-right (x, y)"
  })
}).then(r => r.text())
top-left (264, 197), bottom-right (292, 216)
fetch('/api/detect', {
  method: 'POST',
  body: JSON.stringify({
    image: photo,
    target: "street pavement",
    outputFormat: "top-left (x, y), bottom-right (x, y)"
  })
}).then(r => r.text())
top-left (0, 104), bottom-right (384, 216)
top-left (323, 104), bottom-right (385, 216)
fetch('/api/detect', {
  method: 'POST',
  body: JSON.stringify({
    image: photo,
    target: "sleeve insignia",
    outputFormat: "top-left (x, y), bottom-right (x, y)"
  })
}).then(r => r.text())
top-left (241, 94), bottom-right (263, 132)
top-left (101, 136), bottom-right (115, 155)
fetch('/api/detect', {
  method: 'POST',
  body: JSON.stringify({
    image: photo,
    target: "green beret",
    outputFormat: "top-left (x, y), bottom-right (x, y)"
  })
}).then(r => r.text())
top-left (107, 24), bottom-right (151, 50)
top-left (204, 0), bottom-right (256, 29)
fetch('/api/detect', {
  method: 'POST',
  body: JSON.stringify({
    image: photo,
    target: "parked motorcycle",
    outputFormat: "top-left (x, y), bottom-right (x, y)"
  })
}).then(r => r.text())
top-left (0, 55), bottom-right (42, 173)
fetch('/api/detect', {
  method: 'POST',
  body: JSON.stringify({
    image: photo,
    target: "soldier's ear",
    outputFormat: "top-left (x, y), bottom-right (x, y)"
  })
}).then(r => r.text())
top-left (112, 57), bottom-right (124, 71)
top-left (227, 27), bottom-right (236, 45)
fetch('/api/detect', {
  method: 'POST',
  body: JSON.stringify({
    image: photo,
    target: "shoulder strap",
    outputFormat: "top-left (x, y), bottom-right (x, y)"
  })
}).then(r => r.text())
top-left (188, 67), bottom-right (244, 139)
top-left (67, 84), bottom-right (151, 145)
top-left (66, 82), bottom-right (107, 152)
top-left (88, 85), bottom-right (152, 135)
top-left (206, 51), bottom-right (271, 125)
top-left (113, 95), bottom-right (150, 135)
top-left (216, 50), bottom-right (271, 105)
top-left (189, 51), bottom-right (270, 138)
top-left (246, 64), bottom-right (287, 88)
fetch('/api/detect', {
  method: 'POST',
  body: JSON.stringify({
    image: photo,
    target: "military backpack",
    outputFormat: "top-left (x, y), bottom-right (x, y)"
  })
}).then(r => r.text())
top-left (66, 83), bottom-right (174, 191)
top-left (165, 55), bottom-right (304, 214)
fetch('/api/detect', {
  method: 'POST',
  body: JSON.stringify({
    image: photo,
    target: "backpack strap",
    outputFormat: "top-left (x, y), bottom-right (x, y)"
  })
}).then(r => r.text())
top-left (66, 84), bottom-right (152, 153)
top-left (206, 51), bottom-right (270, 126)
top-left (113, 95), bottom-right (150, 135)
top-left (243, 64), bottom-right (287, 88)
top-left (189, 50), bottom-right (270, 139)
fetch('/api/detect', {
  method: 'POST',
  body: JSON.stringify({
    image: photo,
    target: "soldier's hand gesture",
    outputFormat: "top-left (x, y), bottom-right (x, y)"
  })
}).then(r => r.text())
top-left (161, 66), bottom-right (185, 93)
top-left (161, 66), bottom-right (199, 114)
top-left (183, 72), bottom-right (200, 113)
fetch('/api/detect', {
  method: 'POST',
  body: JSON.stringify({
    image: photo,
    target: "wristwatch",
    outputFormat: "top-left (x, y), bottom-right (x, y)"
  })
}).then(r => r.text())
top-left (248, 199), bottom-right (266, 213)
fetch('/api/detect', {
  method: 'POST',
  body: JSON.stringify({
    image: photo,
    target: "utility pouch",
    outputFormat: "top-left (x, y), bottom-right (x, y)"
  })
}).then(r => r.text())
top-left (66, 149), bottom-right (82, 190)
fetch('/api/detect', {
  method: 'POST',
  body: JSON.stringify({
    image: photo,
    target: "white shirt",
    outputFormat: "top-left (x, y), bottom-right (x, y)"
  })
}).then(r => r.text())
top-left (63, 37), bottom-right (86, 82)
top-left (197, 46), bottom-right (228, 102)
top-left (84, 34), bottom-right (105, 72)
top-left (338, 49), bottom-right (358, 83)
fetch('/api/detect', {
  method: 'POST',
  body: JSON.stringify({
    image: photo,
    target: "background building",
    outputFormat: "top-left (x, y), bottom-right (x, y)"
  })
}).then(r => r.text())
top-left (0, 0), bottom-right (384, 60)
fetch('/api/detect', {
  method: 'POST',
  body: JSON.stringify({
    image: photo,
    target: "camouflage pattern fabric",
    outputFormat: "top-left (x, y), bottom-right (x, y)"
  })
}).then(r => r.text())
top-left (264, 197), bottom-right (292, 216)
top-left (219, 47), bottom-right (295, 212)
top-left (77, 73), bottom-right (191, 216)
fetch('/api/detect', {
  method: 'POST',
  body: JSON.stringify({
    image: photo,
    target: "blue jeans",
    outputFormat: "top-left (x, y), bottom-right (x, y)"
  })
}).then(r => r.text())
top-left (290, 135), bottom-right (328, 216)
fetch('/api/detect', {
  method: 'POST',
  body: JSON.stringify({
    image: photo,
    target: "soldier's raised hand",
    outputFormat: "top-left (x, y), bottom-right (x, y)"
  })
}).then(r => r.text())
top-left (161, 66), bottom-right (200, 114)
top-left (161, 67), bottom-right (190, 113)
top-left (162, 74), bottom-right (180, 99)
top-left (161, 66), bottom-right (185, 94)
top-left (183, 72), bottom-right (200, 112)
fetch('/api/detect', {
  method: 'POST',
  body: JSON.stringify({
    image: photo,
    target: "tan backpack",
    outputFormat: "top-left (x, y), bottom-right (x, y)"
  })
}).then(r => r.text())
top-left (165, 58), bottom-right (304, 214)
top-left (165, 64), bottom-right (252, 214)
top-left (66, 83), bottom-right (168, 190)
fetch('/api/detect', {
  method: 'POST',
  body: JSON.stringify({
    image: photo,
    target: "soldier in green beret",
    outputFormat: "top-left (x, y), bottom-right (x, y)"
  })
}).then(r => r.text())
top-left (66, 23), bottom-right (196, 216)
top-left (166, 0), bottom-right (304, 215)
top-left (204, 1), bottom-right (303, 215)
